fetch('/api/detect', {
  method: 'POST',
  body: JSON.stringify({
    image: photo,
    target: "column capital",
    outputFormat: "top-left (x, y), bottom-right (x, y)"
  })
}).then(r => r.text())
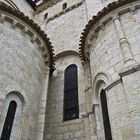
top-left (112, 13), bottom-right (120, 21)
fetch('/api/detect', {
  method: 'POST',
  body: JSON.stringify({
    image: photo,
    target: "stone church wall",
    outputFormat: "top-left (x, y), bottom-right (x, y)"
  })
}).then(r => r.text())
top-left (0, 18), bottom-right (45, 140)
top-left (0, 0), bottom-right (139, 140)
top-left (88, 2), bottom-right (140, 139)
top-left (35, 0), bottom-right (87, 55)
top-left (45, 54), bottom-right (87, 140)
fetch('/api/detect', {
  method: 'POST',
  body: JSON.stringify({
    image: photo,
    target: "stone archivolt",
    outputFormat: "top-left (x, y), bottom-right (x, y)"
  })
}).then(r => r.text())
top-left (0, 2), bottom-right (55, 74)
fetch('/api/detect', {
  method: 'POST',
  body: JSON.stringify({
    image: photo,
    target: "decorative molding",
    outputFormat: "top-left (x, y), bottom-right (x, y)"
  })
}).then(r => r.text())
top-left (92, 71), bottom-right (112, 104)
top-left (105, 78), bottom-right (122, 91)
top-left (79, 0), bottom-right (139, 61)
top-left (119, 64), bottom-right (140, 77)
top-left (0, 2), bottom-right (55, 74)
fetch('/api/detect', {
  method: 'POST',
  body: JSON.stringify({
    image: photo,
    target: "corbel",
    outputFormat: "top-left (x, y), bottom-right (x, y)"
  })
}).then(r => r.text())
top-left (0, 14), bottom-right (5, 23)
top-left (44, 56), bottom-right (49, 65)
top-left (130, 4), bottom-right (137, 15)
top-left (11, 20), bottom-right (18, 29)
top-left (30, 34), bottom-right (37, 43)
top-left (39, 44), bottom-right (45, 51)
top-left (21, 27), bottom-right (28, 36)
top-left (100, 22), bottom-right (105, 31)
top-left (42, 49), bottom-right (48, 58)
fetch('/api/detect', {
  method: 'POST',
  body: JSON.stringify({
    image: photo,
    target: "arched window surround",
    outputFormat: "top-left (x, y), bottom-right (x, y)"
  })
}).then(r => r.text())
top-left (92, 72), bottom-right (112, 140)
top-left (0, 91), bottom-right (24, 140)
top-left (63, 64), bottom-right (79, 121)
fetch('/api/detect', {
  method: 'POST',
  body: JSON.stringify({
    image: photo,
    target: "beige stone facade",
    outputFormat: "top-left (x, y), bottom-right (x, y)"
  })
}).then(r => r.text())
top-left (0, 0), bottom-right (140, 140)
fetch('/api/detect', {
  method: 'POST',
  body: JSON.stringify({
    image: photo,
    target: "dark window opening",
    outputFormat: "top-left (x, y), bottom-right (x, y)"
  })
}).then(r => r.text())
top-left (62, 3), bottom-right (67, 10)
top-left (44, 13), bottom-right (48, 19)
top-left (63, 64), bottom-right (79, 121)
top-left (1, 101), bottom-right (17, 140)
top-left (26, 0), bottom-right (42, 10)
top-left (100, 90), bottom-right (112, 140)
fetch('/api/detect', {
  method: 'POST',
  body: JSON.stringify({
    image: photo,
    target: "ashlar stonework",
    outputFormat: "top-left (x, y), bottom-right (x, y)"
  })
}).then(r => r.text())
top-left (0, 0), bottom-right (140, 140)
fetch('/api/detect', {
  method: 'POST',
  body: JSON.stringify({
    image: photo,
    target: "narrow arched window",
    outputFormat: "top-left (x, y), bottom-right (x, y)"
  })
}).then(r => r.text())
top-left (100, 90), bottom-right (112, 140)
top-left (1, 101), bottom-right (17, 140)
top-left (64, 64), bottom-right (79, 121)
top-left (44, 13), bottom-right (48, 19)
top-left (62, 3), bottom-right (67, 10)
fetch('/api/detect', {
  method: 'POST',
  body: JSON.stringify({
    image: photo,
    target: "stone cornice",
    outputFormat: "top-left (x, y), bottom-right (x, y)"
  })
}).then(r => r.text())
top-left (119, 64), bottom-right (140, 77)
top-left (79, 0), bottom-right (139, 62)
top-left (0, 2), bottom-right (55, 74)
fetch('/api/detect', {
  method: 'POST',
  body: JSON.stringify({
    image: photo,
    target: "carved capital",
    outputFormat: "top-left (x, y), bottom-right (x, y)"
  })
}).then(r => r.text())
top-left (119, 37), bottom-right (129, 45)
top-left (11, 20), bottom-right (17, 29)
top-left (112, 13), bottom-right (120, 21)
top-left (100, 23), bottom-right (105, 31)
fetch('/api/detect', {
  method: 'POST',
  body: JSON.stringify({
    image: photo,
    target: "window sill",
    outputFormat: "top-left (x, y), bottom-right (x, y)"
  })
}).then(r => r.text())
top-left (62, 118), bottom-right (82, 125)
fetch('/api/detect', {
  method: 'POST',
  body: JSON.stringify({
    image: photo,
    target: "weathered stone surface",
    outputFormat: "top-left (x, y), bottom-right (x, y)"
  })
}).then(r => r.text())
top-left (0, 0), bottom-right (140, 140)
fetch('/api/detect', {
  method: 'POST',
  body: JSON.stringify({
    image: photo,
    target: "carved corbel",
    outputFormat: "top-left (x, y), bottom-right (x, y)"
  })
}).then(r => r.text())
top-left (130, 5), bottom-right (137, 15)
top-left (42, 50), bottom-right (48, 58)
top-left (0, 14), bottom-right (5, 23)
top-left (100, 23), bottom-right (105, 31)
top-left (44, 56), bottom-right (49, 65)
top-left (30, 34), bottom-right (37, 43)
top-left (22, 27), bottom-right (28, 36)
top-left (38, 44), bottom-right (45, 51)
top-left (85, 49), bottom-right (90, 61)
top-left (11, 20), bottom-right (18, 29)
